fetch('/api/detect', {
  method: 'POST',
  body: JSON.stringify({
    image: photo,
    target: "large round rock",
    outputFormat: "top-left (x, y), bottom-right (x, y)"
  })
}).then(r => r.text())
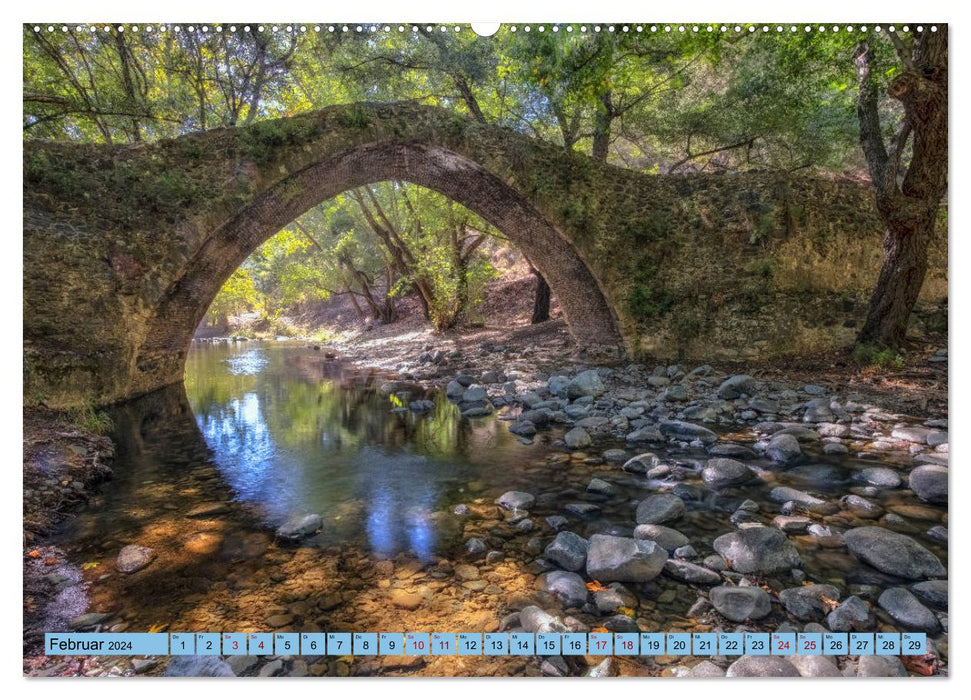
top-left (710, 586), bottom-right (772, 622)
top-left (539, 571), bottom-right (589, 608)
top-left (585, 534), bottom-right (667, 583)
top-left (633, 524), bottom-right (690, 552)
top-left (877, 588), bottom-right (941, 634)
top-left (713, 526), bottom-right (801, 574)
top-left (908, 464), bottom-right (948, 504)
top-left (635, 494), bottom-right (686, 524)
top-left (778, 584), bottom-right (841, 621)
top-left (843, 526), bottom-right (945, 579)
top-left (702, 458), bottom-right (754, 488)
top-left (543, 531), bottom-right (589, 572)
top-left (726, 656), bottom-right (800, 677)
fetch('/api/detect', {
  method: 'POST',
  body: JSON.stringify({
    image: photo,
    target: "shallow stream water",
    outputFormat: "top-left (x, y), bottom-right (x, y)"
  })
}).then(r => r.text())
top-left (44, 340), bottom-right (947, 676)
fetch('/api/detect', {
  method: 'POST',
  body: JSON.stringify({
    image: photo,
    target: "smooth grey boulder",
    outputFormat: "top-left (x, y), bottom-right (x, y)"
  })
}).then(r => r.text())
top-left (116, 545), bottom-right (155, 573)
top-left (787, 655), bottom-right (841, 677)
top-left (276, 514), bottom-right (322, 540)
top-left (702, 458), bottom-right (755, 488)
top-left (778, 584), bottom-right (841, 620)
top-left (826, 596), bottom-right (876, 632)
top-left (566, 370), bottom-right (606, 399)
top-left (496, 491), bottom-right (535, 511)
top-left (621, 452), bottom-right (660, 473)
top-left (857, 467), bottom-right (902, 489)
top-left (662, 559), bottom-right (721, 585)
top-left (710, 585), bottom-right (772, 622)
top-left (659, 420), bottom-right (717, 445)
top-left (766, 433), bottom-right (801, 463)
top-left (854, 655), bottom-right (908, 677)
top-left (585, 534), bottom-right (667, 582)
top-left (844, 526), bottom-right (946, 579)
top-left (911, 580), bottom-right (948, 610)
top-left (564, 426), bottom-right (592, 448)
top-left (539, 571), bottom-right (589, 608)
top-left (633, 524), bottom-right (689, 551)
top-left (908, 464), bottom-right (948, 504)
top-left (635, 494), bottom-right (686, 524)
top-left (165, 656), bottom-right (235, 677)
top-left (717, 374), bottom-right (756, 399)
top-left (685, 661), bottom-right (726, 677)
top-left (726, 656), bottom-right (800, 677)
top-left (878, 588), bottom-right (941, 634)
top-left (713, 526), bottom-right (801, 574)
top-left (543, 531), bottom-right (589, 572)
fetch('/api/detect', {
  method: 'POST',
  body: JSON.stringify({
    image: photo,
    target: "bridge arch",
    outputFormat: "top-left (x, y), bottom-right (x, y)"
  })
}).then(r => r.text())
top-left (135, 140), bottom-right (624, 391)
top-left (25, 102), bottom-right (895, 409)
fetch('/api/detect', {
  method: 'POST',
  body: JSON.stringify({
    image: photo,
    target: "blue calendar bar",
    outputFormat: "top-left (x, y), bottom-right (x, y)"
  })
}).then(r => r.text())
top-left (666, 633), bottom-right (691, 655)
top-left (614, 633), bottom-right (638, 655)
top-left (719, 633), bottom-right (744, 656)
top-left (458, 632), bottom-right (482, 656)
top-left (745, 633), bottom-right (770, 655)
top-left (40, 630), bottom-right (934, 657)
top-left (170, 633), bottom-right (195, 655)
top-left (797, 633), bottom-right (822, 655)
top-left (772, 632), bottom-right (796, 655)
top-left (902, 632), bottom-right (927, 655)
top-left (222, 633), bottom-right (247, 655)
top-left (876, 632), bottom-right (901, 655)
top-left (432, 632), bottom-right (457, 655)
top-left (45, 633), bottom-right (168, 656)
top-left (537, 632), bottom-right (560, 655)
top-left (249, 632), bottom-right (272, 655)
top-left (195, 633), bottom-right (220, 655)
top-left (327, 632), bottom-right (350, 655)
top-left (275, 633), bottom-right (299, 655)
top-left (562, 633), bottom-right (586, 655)
top-left (851, 632), bottom-right (875, 655)
top-left (353, 632), bottom-right (378, 655)
top-left (406, 633), bottom-right (430, 655)
top-left (379, 633), bottom-right (403, 655)
top-left (484, 633), bottom-right (508, 655)
top-left (823, 633), bottom-right (847, 655)
top-left (510, 632), bottom-right (534, 655)
top-left (693, 633), bottom-right (717, 656)
top-left (640, 633), bottom-right (665, 655)
top-left (589, 632), bottom-right (612, 655)
top-left (301, 633), bottom-right (326, 655)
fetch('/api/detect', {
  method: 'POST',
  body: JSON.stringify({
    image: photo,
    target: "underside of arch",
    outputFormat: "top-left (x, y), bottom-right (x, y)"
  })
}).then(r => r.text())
top-left (133, 142), bottom-right (624, 394)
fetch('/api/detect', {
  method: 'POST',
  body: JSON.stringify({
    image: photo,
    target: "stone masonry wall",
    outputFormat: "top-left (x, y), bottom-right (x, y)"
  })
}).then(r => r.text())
top-left (23, 103), bottom-right (947, 407)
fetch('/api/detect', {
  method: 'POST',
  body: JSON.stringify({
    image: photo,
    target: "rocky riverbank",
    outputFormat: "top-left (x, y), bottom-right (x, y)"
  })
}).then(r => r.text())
top-left (23, 335), bottom-right (948, 677)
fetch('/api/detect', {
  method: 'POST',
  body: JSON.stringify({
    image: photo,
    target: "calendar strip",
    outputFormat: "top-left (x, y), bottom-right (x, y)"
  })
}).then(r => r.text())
top-left (45, 632), bottom-right (927, 657)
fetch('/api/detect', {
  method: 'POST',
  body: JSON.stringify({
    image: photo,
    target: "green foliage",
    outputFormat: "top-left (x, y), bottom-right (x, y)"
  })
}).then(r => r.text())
top-left (68, 402), bottom-right (114, 435)
top-left (206, 268), bottom-right (260, 326)
top-left (626, 266), bottom-right (674, 320)
top-left (23, 23), bottom-right (887, 177)
top-left (335, 105), bottom-right (373, 130)
top-left (852, 343), bottom-right (905, 369)
top-left (239, 117), bottom-right (322, 165)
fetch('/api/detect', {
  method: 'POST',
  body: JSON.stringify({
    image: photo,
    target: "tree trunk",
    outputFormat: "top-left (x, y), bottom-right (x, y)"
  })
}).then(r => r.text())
top-left (531, 269), bottom-right (551, 324)
top-left (858, 215), bottom-right (934, 347)
top-left (591, 93), bottom-right (613, 162)
top-left (854, 28), bottom-right (948, 348)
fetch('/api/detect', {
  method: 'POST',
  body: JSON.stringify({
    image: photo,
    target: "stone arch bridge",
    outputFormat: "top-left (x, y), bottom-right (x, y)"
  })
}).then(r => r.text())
top-left (25, 102), bottom-right (902, 409)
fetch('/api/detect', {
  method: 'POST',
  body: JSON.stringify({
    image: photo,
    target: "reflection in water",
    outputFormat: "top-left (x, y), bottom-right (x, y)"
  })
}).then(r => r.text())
top-left (179, 341), bottom-right (538, 558)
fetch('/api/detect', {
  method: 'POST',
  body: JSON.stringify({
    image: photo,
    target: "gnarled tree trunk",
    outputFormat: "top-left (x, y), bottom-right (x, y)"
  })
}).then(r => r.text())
top-left (531, 268), bottom-right (551, 324)
top-left (855, 26), bottom-right (948, 348)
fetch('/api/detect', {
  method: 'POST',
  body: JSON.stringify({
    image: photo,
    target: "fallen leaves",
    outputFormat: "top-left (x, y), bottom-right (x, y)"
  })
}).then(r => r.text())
top-left (585, 580), bottom-right (607, 592)
top-left (903, 654), bottom-right (938, 676)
